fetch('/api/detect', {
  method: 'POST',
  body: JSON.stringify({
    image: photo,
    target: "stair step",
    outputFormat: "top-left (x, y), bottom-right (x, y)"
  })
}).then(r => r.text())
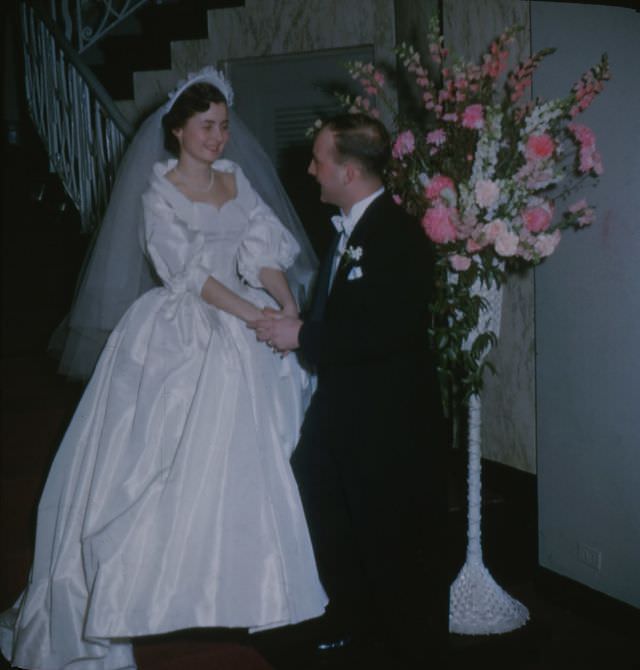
top-left (89, 0), bottom-right (243, 100)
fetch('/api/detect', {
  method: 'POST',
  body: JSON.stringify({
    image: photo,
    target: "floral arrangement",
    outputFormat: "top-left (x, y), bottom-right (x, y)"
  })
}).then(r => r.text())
top-left (341, 18), bottom-right (609, 410)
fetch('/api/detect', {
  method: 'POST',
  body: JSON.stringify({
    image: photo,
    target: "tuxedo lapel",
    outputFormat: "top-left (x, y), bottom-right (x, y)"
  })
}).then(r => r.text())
top-left (309, 233), bottom-right (340, 321)
top-left (329, 194), bottom-right (386, 293)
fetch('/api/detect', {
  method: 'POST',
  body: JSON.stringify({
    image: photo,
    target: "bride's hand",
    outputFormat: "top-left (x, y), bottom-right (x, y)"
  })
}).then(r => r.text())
top-left (262, 304), bottom-right (298, 320)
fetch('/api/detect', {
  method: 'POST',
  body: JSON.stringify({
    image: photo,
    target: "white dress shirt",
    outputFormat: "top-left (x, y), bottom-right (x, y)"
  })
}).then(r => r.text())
top-left (329, 187), bottom-right (384, 288)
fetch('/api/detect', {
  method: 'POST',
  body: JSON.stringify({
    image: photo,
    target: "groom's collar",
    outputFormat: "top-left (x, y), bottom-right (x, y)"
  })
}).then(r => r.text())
top-left (339, 186), bottom-right (385, 238)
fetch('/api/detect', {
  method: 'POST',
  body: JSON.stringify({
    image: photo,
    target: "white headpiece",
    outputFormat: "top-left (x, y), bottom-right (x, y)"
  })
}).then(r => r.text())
top-left (165, 66), bottom-right (234, 111)
top-left (51, 66), bottom-right (317, 380)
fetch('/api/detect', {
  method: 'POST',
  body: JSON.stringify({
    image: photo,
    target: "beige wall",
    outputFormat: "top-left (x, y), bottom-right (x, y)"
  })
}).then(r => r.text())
top-left (118, 0), bottom-right (396, 126)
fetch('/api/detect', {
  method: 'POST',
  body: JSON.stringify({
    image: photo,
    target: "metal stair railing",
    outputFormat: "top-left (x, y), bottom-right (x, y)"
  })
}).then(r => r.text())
top-left (49, 0), bottom-right (151, 54)
top-left (21, 0), bottom-right (136, 232)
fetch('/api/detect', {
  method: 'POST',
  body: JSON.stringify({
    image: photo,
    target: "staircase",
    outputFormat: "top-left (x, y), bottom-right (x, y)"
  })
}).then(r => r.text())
top-left (89, 0), bottom-right (242, 101)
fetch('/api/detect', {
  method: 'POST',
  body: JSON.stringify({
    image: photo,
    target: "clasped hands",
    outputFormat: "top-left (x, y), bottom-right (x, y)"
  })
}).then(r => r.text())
top-left (248, 308), bottom-right (302, 355)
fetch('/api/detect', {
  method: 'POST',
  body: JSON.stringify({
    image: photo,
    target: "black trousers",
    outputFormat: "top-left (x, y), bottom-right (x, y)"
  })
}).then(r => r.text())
top-left (291, 416), bottom-right (449, 656)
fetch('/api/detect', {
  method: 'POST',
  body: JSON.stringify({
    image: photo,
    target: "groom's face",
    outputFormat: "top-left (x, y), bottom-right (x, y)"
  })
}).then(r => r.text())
top-left (308, 128), bottom-right (346, 209)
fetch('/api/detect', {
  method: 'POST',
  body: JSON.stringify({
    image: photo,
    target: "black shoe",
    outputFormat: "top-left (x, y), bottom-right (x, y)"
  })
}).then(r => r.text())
top-left (316, 634), bottom-right (352, 654)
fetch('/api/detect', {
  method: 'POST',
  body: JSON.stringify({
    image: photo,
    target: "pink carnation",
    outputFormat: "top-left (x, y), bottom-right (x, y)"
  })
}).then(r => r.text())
top-left (449, 254), bottom-right (472, 271)
top-left (421, 204), bottom-right (458, 244)
top-left (392, 130), bottom-right (415, 159)
top-left (425, 174), bottom-right (456, 202)
top-left (466, 238), bottom-right (485, 253)
top-left (426, 128), bottom-right (447, 146)
top-left (523, 202), bottom-right (554, 233)
top-left (534, 230), bottom-right (561, 257)
top-left (568, 123), bottom-right (596, 148)
top-left (525, 133), bottom-right (555, 161)
top-left (462, 104), bottom-right (484, 130)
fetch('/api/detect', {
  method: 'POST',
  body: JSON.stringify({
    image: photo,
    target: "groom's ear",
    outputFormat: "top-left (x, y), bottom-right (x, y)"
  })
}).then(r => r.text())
top-left (343, 162), bottom-right (359, 185)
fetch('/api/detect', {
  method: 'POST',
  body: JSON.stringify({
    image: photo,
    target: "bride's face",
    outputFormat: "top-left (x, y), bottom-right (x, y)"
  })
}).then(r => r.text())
top-left (173, 102), bottom-right (229, 164)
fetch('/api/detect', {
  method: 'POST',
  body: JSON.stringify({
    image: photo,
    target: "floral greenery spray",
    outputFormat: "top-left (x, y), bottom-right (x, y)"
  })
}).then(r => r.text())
top-left (341, 17), bottom-right (609, 416)
top-left (339, 16), bottom-right (609, 634)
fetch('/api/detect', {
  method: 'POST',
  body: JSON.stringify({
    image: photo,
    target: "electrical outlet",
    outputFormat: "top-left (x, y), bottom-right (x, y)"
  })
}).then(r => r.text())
top-left (577, 543), bottom-right (602, 571)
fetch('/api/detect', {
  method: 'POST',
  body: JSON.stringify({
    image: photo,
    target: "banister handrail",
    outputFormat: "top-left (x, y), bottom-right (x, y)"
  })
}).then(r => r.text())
top-left (21, 0), bottom-right (135, 232)
top-left (45, 0), bottom-right (151, 55)
top-left (32, 2), bottom-right (135, 138)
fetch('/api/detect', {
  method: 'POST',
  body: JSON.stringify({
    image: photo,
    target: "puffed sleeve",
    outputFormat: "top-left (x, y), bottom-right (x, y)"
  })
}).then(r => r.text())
top-left (235, 168), bottom-right (300, 289)
top-left (142, 191), bottom-right (210, 296)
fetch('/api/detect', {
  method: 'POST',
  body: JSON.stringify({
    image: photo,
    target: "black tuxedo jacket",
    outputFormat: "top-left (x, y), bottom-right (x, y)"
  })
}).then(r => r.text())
top-left (298, 192), bottom-right (444, 479)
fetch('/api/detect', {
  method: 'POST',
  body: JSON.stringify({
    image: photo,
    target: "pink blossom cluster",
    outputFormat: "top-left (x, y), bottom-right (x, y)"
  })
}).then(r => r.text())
top-left (421, 174), bottom-right (460, 244)
top-left (569, 60), bottom-right (610, 118)
top-left (568, 199), bottom-right (596, 226)
top-left (568, 123), bottom-right (603, 174)
top-left (392, 129), bottom-right (416, 159)
top-left (347, 23), bottom-right (608, 278)
top-left (506, 47), bottom-right (553, 103)
top-left (481, 32), bottom-right (514, 79)
top-left (346, 61), bottom-right (385, 118)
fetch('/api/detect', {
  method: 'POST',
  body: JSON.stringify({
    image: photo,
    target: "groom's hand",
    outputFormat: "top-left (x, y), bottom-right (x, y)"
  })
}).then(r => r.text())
top-left (248, 311), bottom-right (302, 353)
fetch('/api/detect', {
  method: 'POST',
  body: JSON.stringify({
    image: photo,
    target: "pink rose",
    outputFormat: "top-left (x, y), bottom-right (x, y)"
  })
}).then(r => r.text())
top-left (525, 133), bottom-right (555, 161)
top-left (392, 130), bottom-right (415, 159)
top-left (449, 254), bottom-right (472, 272)
top-left (523, 202), bottom-right (554, 233)
top-left (425, 174), bottom-right (456, 202)
top-left (392, 194), bottom-right (403, 205)
top-left (462, 104), bottom-right (484, 130)
top-left (421, 204), bottom-right (458, 244)
top-left (495, 231), bottom-right (519, 257)
top-left (483, 219), bottom-right (508, 243)
top-left (474, 179), bottom-right (500, 209)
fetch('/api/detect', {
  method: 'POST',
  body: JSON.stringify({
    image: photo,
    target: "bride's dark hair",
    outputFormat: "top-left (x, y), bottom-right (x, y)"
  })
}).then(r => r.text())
top-left (161, 82), bottom-right (228, 155)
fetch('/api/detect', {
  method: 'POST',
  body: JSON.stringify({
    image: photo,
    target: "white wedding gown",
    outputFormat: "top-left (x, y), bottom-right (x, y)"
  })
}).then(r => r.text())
top-left (0, 159), bottom-right (327, 669)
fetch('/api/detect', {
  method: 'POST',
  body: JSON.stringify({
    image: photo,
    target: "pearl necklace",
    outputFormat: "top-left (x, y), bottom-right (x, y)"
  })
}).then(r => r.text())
top-left (174, 167), bottom-right (214, 193)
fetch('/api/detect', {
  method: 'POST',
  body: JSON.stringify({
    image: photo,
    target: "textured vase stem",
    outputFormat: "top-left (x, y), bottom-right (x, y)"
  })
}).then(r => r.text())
top-left (466, 393), bottom-right (482, 563)
top-left (448, 277), bottom-right (529, 635)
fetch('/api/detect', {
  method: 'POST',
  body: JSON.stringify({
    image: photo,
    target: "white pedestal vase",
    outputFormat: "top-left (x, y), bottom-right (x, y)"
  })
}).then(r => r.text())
top-left (448, 277), bottom-right (529, 635)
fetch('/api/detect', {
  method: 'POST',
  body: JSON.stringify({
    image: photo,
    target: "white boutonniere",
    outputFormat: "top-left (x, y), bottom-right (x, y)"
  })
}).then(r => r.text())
top-left (344, 245), bottom-right (363, 262)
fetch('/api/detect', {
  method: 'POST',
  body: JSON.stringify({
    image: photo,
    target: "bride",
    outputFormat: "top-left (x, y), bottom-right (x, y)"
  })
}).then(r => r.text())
top-left (0, 67), bottom-right (326, 669)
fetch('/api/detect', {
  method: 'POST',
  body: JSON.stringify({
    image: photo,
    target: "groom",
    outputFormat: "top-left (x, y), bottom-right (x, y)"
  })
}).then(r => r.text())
top-left (251, 113), bottom-right (448, 666)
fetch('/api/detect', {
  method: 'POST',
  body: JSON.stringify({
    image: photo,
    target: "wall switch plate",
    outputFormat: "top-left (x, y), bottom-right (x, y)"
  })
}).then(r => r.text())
top-left (577, 543), bottom-right (602, 571)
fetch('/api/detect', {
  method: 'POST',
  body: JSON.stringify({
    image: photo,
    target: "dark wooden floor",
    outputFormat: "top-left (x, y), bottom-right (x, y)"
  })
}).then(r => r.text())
top-left (1, 123), bottom-right (638, 669)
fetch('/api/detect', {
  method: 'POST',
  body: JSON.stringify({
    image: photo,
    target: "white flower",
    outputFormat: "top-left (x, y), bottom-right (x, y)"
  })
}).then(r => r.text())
top-left (475, 179), bottom-right (500, 209)
top-left (345, 245), bottom-right (363, 262)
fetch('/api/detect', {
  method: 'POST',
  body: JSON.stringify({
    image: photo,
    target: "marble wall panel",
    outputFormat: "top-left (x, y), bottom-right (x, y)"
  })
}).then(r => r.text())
top-left (125, 0), bottom-right (395, 126)
top-left (443, 0), bottom-right (536, 473)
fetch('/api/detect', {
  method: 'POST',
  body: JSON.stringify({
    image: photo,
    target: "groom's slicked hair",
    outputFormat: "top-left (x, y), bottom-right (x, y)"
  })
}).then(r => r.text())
top-left (323, 113), bottom-right (391, 178)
